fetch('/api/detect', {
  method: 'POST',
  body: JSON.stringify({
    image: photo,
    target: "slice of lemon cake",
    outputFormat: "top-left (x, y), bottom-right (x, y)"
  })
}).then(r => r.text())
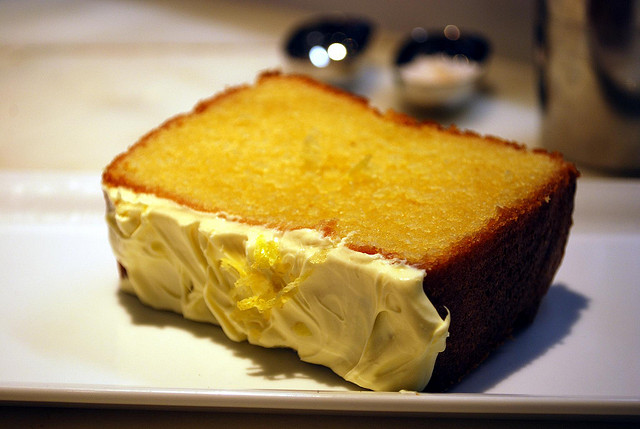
top-left (102, 71), bottom-right (578, 392)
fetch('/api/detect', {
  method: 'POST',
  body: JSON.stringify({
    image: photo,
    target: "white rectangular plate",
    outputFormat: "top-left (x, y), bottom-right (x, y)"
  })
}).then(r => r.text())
top-left (1, 171), bottom-right (639, 417)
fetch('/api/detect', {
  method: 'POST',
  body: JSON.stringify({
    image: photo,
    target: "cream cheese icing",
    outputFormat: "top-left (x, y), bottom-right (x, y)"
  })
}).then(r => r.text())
top-left (104, 185), bottom-right (450, 391)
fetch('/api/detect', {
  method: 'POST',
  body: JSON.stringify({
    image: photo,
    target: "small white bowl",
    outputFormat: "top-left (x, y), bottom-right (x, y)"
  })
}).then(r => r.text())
top-left (394, 26), bottom-right (491, 108)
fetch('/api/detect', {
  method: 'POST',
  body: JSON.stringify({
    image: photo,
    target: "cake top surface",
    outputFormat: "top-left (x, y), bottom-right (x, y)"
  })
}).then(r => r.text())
top-left (103, 71), bottom-right (577, 267)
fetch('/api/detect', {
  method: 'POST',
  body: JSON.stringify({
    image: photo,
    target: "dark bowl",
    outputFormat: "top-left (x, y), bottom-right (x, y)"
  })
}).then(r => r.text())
top-left (283, 15), bottom-right (374, 84)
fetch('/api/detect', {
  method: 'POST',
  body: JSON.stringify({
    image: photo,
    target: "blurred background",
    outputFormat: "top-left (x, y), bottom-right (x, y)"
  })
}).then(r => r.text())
top-left (0, 0), bottom-right (535, 59)
top-left (1, 0), bottom-right (541, 171)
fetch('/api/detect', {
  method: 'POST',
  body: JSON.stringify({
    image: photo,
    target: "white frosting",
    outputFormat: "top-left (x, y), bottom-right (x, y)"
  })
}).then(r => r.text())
top-left (104, 186), bottom-right (449, 391)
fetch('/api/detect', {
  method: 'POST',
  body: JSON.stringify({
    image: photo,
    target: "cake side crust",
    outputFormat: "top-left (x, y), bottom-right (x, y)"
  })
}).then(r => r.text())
top-left (423, 168), bottom-right (577, 391)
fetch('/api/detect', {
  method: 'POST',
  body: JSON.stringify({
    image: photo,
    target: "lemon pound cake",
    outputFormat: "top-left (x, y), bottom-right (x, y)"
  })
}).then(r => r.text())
top-left (102, 71), bottom-right (578, 392)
